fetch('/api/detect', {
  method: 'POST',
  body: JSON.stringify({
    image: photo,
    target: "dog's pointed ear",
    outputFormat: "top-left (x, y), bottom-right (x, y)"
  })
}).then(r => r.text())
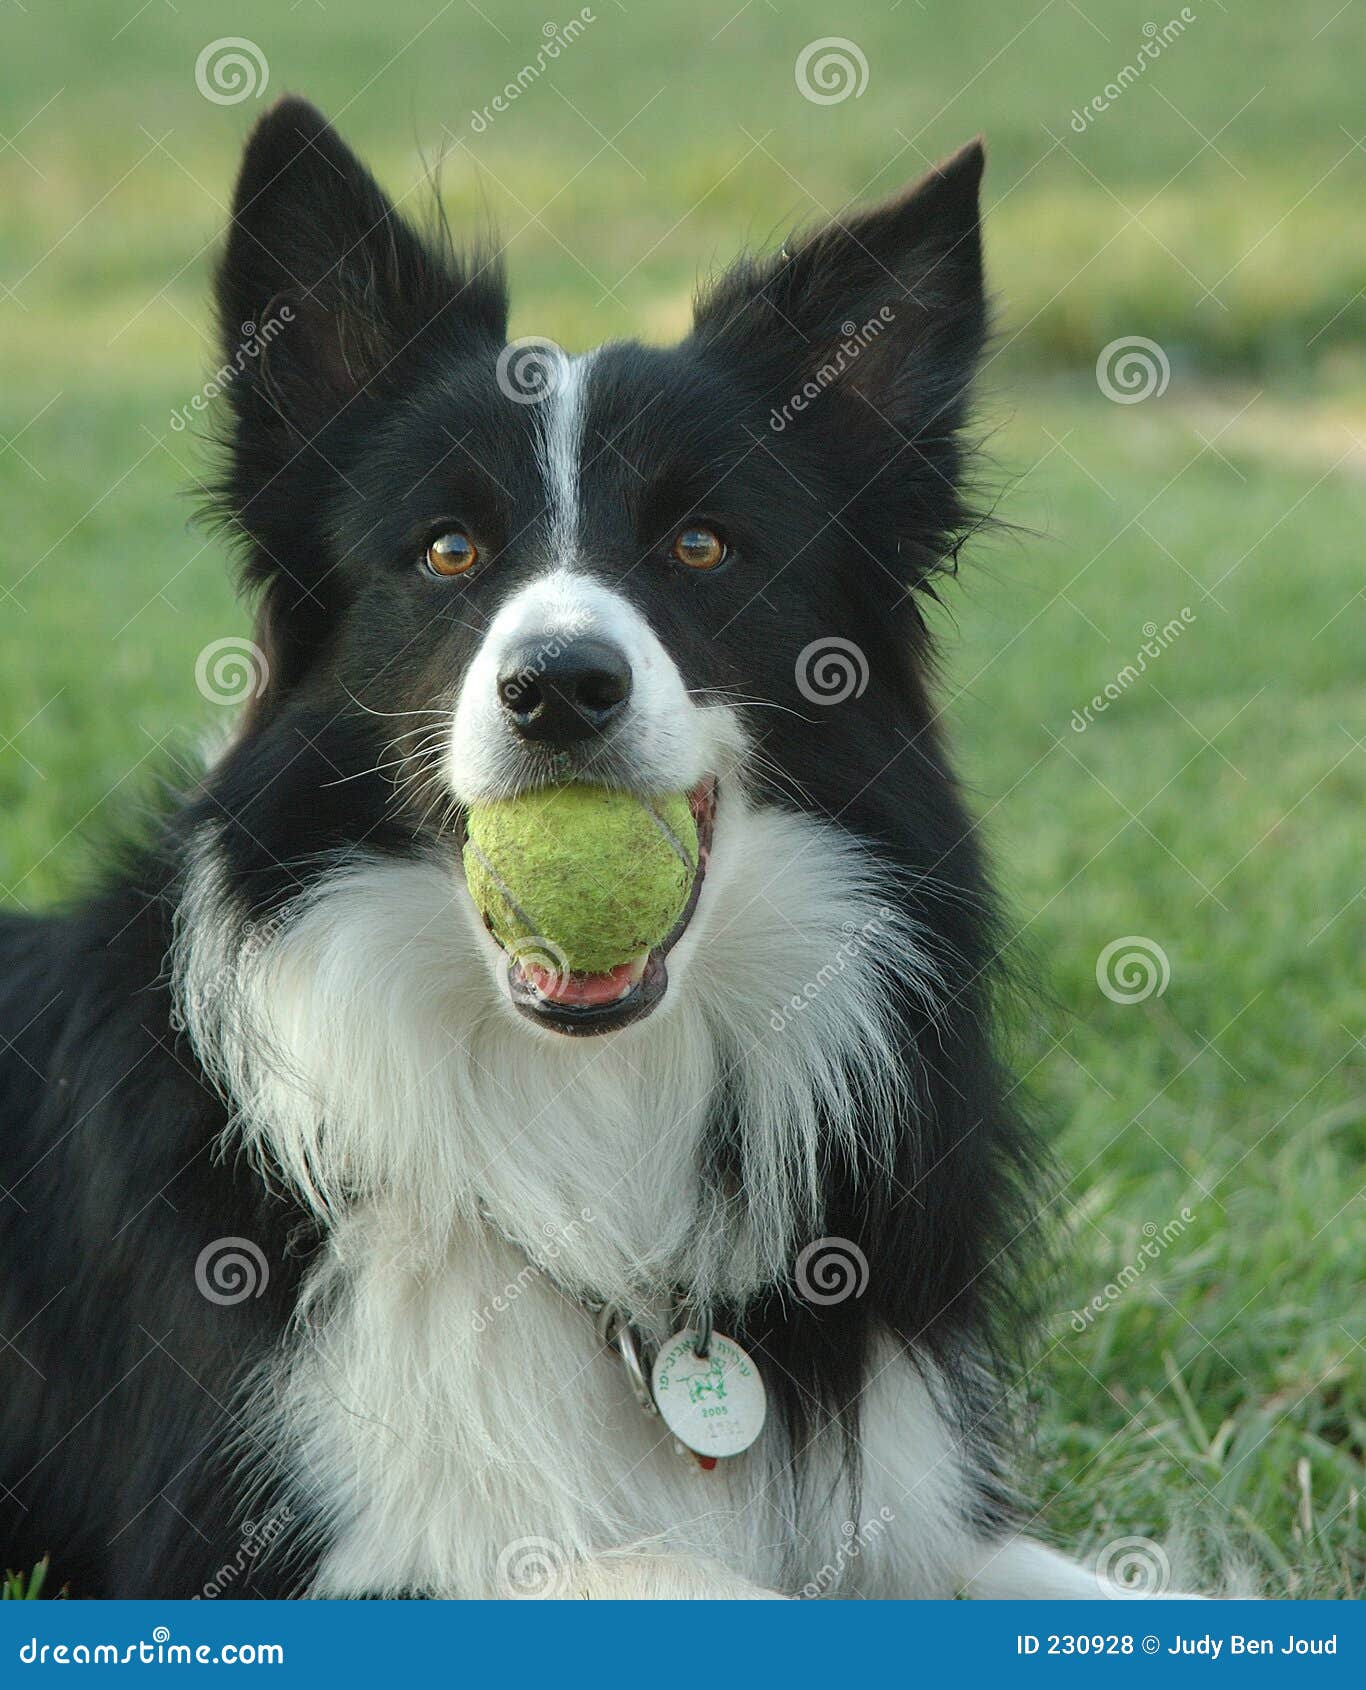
top-left (215, 97), bottom-right (506, 451)
top-left (691, 139), bottom-right (986, 443)
top-left (209, 99), bottom-right (507, 713)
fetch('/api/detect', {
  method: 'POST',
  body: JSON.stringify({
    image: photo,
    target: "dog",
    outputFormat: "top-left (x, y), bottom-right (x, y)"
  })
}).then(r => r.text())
top-left (0, 97), bottom-right (1195, 1600)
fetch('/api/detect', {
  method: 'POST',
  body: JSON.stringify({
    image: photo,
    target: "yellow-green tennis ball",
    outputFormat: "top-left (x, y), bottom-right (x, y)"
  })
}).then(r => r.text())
top-left (463, 786), bottom-right (698, 975)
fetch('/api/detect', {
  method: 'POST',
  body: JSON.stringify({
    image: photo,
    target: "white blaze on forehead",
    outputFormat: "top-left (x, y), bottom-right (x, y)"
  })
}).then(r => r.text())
top-left (538, 348), bottom-right (595, 567)
top-left (448, 348), bottom-right (743, 804)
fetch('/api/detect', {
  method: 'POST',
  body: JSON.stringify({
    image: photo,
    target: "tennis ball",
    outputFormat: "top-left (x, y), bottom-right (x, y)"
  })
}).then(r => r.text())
top-left (463, 785), bottom-right (698, 975)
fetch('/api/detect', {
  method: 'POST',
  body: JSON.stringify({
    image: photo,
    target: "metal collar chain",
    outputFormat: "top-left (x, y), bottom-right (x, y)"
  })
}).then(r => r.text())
top-left (594, 1300), bottom-right (715, 1414)
top-left (594, 1303), bottom-right (658, 1417)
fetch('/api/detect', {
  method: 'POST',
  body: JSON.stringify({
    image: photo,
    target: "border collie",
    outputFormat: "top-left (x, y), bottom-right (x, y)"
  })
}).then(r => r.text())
top-left (0, 98), bottom-right (1189, 1600)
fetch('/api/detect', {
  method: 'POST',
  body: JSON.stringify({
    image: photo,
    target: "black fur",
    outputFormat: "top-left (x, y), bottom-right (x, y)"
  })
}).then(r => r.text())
top-left (0, 98), bottom-right (1038, 1596)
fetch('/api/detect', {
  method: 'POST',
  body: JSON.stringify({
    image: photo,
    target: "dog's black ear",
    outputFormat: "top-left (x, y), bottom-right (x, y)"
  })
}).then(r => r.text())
top-left (214, 96), bottom-right (506, 468)
top-left (691, 139), bottom-right (986, 445)
top-left (210, 99), bottom-right (506, 709)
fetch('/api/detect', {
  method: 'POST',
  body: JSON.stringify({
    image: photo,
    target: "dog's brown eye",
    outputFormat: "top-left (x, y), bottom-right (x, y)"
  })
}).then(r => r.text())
top-left (672, 526), bottom-right (727, 570)
top-left (425, 531), bottom-right (478, 577)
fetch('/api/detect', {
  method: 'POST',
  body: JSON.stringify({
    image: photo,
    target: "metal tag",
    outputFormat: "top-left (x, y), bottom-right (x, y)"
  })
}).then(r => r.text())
top-left (650, 1328), bottom-right (766, 1459)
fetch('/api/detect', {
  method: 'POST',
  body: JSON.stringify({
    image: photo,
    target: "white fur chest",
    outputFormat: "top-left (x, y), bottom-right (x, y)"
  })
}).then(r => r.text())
top-left (262, 1204), bottom-right (977, 1600)
top-left (176, 805), bottom-right (970, 1596)
top-left (280, 1210), bottom-right (802, 1597)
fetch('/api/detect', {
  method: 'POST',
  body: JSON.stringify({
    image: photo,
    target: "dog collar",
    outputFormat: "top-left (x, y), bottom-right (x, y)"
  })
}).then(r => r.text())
top-left (477, 1205), bottom-right (768, 1465)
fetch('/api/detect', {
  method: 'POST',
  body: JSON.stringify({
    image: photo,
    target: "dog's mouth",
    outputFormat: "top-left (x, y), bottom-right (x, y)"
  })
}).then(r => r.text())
top-left (463, 779), bottom-right (716, 1037)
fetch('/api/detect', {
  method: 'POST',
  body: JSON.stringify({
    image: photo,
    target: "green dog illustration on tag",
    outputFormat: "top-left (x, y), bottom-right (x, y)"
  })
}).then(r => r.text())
top-left (651, 1329), bottom-right (766, 1458)
top-left (680, 1354), bottom-right (727, 1406)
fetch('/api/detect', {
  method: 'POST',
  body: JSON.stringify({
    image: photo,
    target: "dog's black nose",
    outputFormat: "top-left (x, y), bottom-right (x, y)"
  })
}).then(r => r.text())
top-left (498, 637), bottom-right (632, 744)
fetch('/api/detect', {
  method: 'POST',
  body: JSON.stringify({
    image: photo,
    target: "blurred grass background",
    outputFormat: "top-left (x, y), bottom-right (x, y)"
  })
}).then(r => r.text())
top-left (1, 0), bottom-right (1362, 1595)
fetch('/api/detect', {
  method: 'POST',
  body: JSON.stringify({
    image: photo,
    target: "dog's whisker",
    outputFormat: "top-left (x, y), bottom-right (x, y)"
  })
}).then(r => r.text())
top-left (339, 684), bottom-right (452, 722)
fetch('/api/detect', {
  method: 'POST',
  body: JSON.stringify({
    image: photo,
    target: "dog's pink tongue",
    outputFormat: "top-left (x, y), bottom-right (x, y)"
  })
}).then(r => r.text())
top-left (523, 960), bottom-right (642, 1006)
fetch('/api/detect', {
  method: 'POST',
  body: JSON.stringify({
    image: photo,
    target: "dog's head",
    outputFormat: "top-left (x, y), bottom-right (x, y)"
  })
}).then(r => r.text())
top-left (204, 97), bottom-right (987, 1043)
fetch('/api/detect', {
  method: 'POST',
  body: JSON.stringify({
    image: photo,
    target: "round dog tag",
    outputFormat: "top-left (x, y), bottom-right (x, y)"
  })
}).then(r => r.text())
top-left (650, 1328), bottom-right (766, 1459)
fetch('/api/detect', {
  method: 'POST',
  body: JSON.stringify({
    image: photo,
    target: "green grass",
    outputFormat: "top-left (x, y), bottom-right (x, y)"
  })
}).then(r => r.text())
top-left (952, 387), bottom-right (1363, 1596)
top-left (1, 1557), bottom-right (52, 1600)
top-left (1, 0), bottom-right (1364, 385)
top-left (1, 0), bottom-right (1362, 1598)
